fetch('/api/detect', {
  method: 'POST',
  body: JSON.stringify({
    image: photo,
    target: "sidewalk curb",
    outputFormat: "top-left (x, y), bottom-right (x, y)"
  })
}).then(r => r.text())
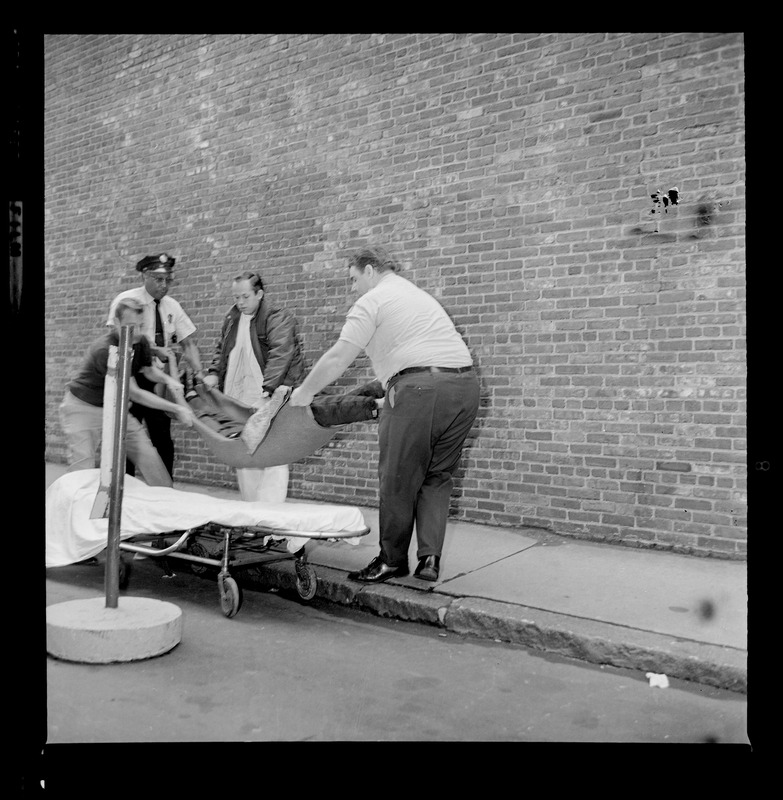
top-left (444, 597), bottom-right (747, 694)
top-left (240, 560), bottom-right (747, 695)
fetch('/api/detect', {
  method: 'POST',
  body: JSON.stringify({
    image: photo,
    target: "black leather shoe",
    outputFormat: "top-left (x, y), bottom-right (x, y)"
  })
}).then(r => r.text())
top-left (414, 555), bottom-right (440, 582)
top-left (348, 555), bottom-right (409, 583)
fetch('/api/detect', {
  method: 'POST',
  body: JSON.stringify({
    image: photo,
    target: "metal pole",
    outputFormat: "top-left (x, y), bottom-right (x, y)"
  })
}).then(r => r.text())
top-left (105, 324), bottom-right (134, 608)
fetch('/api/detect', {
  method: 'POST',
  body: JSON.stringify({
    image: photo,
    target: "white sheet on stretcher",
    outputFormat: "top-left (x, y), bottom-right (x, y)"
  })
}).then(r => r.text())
top-left (46, 469), bottom-right (368, 568)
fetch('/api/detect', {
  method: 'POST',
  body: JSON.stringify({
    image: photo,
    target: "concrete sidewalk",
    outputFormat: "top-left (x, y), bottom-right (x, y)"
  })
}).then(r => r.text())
top-left (45, 463), bottom-right (748, 693)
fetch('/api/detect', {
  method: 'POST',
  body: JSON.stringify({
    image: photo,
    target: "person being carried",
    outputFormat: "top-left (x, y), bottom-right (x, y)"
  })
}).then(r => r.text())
top-left (59, 297), bottom-right (196, 487)
top-left (106, 253), bottom-right (205, 481)
top-left (202, 271), bottom-right (305, 502)
top-left (290, 245), bottom-right (479, 583)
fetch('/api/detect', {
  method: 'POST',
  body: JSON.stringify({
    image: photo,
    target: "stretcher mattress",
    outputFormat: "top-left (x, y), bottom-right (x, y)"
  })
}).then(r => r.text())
top-left (46, 469), bottom-right (367, 568)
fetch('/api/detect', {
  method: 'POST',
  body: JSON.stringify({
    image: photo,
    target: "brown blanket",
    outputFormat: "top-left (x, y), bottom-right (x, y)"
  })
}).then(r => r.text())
top-left (185, 382), bottom-right (383, 469)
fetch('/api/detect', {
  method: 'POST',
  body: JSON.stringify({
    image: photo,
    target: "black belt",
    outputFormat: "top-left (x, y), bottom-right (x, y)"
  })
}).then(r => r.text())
top-left (391, 365), bottom-right (473, 381)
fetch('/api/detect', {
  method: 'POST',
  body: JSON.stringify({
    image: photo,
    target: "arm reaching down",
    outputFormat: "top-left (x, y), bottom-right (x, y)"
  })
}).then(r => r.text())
top-left (289, 339), bottom-right (362, 406)
top-left (129, 377), bottom-right (195, 427)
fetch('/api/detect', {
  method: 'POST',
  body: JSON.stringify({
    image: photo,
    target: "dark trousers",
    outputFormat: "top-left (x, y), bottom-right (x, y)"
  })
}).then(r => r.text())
top-left (377, 370), bottom-right (480, 567)
top-left (127, 372), bottom-right (175, 479)
top-left (126, 403), bottom-right (174, 480)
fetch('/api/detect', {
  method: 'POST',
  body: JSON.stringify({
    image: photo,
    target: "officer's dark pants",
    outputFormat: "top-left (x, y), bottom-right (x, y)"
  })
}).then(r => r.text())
top-left (126, 374), bottom-right (174, 480)
top-left (377, 370), bottom-right (480, 568)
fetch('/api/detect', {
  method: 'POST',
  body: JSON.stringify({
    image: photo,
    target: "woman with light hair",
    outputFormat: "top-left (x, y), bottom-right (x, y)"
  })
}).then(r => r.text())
top-left (58, 297), bottom-right (195, 487)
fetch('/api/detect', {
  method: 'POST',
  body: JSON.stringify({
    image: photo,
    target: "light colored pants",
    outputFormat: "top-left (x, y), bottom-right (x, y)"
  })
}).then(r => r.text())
top-left (223, 352), bottom-right (290, 504)
top-left (59, 390), bottom-right (173, 487)
top-left (236, 465), bottom-right (289, 503)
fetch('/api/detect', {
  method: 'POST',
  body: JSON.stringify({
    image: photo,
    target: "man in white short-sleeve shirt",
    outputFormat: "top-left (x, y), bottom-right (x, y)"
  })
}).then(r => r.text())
top-left (290, 246), bottom-right (479, 584)
top-left (106, 253), bottom-right (204, 480)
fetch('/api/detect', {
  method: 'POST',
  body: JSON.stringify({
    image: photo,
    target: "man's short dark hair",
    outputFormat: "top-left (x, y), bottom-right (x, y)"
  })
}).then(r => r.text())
top-left (233, 271), bottom-right (264, 292)
top-left (348, 246), bottom-right (399, 273)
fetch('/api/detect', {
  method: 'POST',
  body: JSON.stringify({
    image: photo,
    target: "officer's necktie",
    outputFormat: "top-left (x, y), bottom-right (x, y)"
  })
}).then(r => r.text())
top-left (154, 299), bottom-right (165, 347)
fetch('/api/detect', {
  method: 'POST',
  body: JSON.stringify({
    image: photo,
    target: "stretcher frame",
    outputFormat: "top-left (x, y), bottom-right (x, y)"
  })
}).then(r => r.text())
top-left (117, 520), bottom-right (370, 618)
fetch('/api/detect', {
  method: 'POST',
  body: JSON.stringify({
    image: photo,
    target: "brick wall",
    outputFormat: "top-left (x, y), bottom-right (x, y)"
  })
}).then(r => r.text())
top-left (44, 32), bottom-right (746, 558)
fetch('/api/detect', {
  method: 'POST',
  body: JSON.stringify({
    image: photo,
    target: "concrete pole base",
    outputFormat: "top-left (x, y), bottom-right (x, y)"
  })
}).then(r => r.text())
top-left (46, 597), bottom-right (183, 663)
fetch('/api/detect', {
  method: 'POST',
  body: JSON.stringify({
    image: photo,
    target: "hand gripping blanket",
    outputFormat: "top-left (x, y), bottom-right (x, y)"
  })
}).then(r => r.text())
top-left (186, 382), bottom-right (384, 469)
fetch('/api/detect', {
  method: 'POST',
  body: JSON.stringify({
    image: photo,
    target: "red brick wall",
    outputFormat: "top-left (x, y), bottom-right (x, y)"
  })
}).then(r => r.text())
top-left (44, 33), bottom-right (746, 558)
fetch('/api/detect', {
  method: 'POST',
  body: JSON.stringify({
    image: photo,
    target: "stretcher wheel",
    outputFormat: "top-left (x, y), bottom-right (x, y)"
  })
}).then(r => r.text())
top-left (118, 556), bottom-right (132, 590)
top-left (294, 562), bottom-right (318, 601)
top-left (219, 575), bottom-right (242, 618)
top-left (187, 541), bottom-right (210, 575)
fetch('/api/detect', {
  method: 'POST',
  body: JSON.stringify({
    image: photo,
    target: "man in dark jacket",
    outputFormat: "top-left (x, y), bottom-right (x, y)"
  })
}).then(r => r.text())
top-left (203, 271), bottom-right (305, 501)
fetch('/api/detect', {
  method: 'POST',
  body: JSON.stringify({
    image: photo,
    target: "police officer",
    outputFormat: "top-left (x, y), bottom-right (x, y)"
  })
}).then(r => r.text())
top-left (107, 253), bottom-right (205, 480)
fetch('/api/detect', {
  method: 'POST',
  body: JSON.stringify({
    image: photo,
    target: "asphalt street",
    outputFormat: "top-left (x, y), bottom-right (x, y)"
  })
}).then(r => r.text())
top-left (44, 558), bottom-right (749, 745)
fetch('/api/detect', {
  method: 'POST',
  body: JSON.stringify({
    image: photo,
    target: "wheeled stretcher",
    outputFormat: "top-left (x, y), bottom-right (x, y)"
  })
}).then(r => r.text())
top-left (116, 521), bottom-right (367, 618)
top-left (46, 470), bottom-right (370, 617)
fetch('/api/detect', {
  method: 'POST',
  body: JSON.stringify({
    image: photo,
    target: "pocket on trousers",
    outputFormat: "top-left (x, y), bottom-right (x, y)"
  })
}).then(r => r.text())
top-left (388, 382), bottom-right (434, 416)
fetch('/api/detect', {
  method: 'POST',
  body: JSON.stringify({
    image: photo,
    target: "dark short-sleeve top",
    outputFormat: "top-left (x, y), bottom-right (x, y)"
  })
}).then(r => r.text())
top-left (67, 331), bottom-right (153, 407)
